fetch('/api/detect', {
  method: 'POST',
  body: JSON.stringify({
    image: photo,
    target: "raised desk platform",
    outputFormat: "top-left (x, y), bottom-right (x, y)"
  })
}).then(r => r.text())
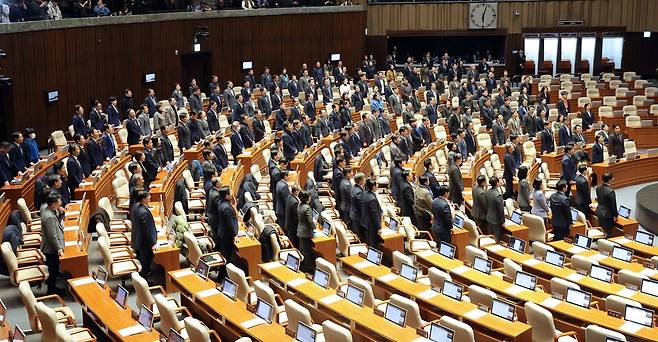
top-left (626, 127), bottom-right (658, 149)
top-left (1, 152), bottom-right (67, 210)
top-left (591, 154), bottom-right (658, 189)
top-left (636, 183), bottom-right (658, 236)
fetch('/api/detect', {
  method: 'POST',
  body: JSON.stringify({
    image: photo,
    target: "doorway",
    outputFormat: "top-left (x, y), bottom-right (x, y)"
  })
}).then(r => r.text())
top-left (181, 52), bottom-right (212, 94)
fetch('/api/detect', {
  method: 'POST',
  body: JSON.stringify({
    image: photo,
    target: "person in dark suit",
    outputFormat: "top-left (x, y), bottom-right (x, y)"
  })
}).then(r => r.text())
top-left (492, 115), bottom-right (506, 146)
top-left (540, 121), bottom-right (555, 154)
top-left (73, 134), bottom-right (92, 177)
top-left (339, 168), bottom-right (354, 224)
top-left (86, 129), bottom-right (103, 170)
top-left (212, 134), bottom-right (229, 172)
top-left (574, 164), bottom-right (592, 220)
top-left (390, 157), bottom-right (404, 201)
top-left (141, 138), bottom-right (159, 186)
top-left (608, 124), bottom-right (625, 158)
top-left (281, 122), bottom-right (298, 161)
top-left (119, 107), bottom-right (139, 147)
top-left (580, 103), bottom-right (594, 130)
top-left (470, 175), bottom-right (488, 233)
top-left (229, 122), bottom-right (245, 163)
top-left (426, 97), bottom-right (439, 125)
top-left (398, 170), bottom-right (416, 220)
top-left (431, 186), bottom-right (453, 243)
top-left (130, 190), bottom-right (158, 279)
top-left (72, 105), bottom-right (89, 137)
top-left (503, 143), bottom-right (516, 199)
top-left (206, 101), bottom-right (221, 133)
top-left (358, 114), bottom-right (374, 147)
top-left (361, 178), bottom-right (383, 248)
top-left (571, 125), bottom-right (586, 144)
top-left (175, 113), bottom-right (192, 151)
top-left (558, 118), bottom-right (572, 147)
top-left (297, 191), bottom-right (316, 273)
top-left (448, 154), bottom-right (464, 205)
top-left (8, 132), bottom-right (26, 174)
top-left (349, 172), bottom-right (366, 241)
top-left (144, 89), bottom-right (158, 116)
top-left (66, 144), bottom-right (83, 199)
top-left (40, 192), bottom-right (66, 295)
top-left (304, 94), bottom-right (317, 121)
top-left (550, 180), bottom-right (572, 241)
top-left (0, 142), bottom-right (15, 186)
top-left (204, 177), bottom-right (221, 247)
top-left (157, 126), bottom-right (174, 163)
top-left (332, 157), bottom-right (346, 210)
top-left (485, 176), bottom-right (505, 240)
top-left (106, 97), bottom-right (121, 126)
top-left (597, 124), bottom-right (610, 144)
top-left (592, 134), bottom-right (605, 164)
top-left (275, 171), bottom-right (292, 227)
top-left (252, 110), bottom-right (266, 143)
top-left (100, 124), bottom-right (117, 160)
top-left (89, 101), bottom-right (105, 131)
top-left (596, 172), bottom-right (618, 236)
top-left (216, 187), bottom-right (239, 263)
top-left (561, 144), bottom-right (577, 186)
top-left (187, 88), bottom-right (201, 114)
top-left (422, 159), bottom-right (440, 199)
top-left (284, 185), bottom-right (301, 248)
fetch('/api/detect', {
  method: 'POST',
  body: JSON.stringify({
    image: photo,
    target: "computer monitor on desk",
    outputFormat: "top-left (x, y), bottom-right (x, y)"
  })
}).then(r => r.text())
top-left (138, 304), bottom-right (154, 332)
top-left (345, 285), bottom-right (365, 307)
top-left (491, 298), bottom-right (515, 321)
top-left (384, 303), bottom-right (407, 327)
top-left (624, 305), bottom-right (654, 327)
top-left (635, 230), bottom-right (655, 246)
top-left (618, 205), bottom-right (631, 219)
top-left (313, 268), bottom-right (330, 289)
top-left (295, 322), bottom-right (317, 342)
top-left (428, 323), bottom-right (454, 342)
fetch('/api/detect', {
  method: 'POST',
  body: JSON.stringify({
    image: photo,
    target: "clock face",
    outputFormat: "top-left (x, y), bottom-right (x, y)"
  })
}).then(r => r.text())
top-left (470, 3), bottom-right (497, 29)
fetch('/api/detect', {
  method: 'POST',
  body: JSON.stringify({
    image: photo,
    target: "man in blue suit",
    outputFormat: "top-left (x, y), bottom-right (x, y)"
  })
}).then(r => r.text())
top-left (540, 121), bottom-right (555, 154)
top-left (426, 97), bottom-right (439, 125)
top-left (125, 109), bottom-right (142, 146)
top-left (86, 129), bottom-right (103, 170)
top-left (72, 105), bottom-right (89, 137)
top-left (144, 89), bottom-right (158, 116)
top-left (106, 97), bottom-right (121, 126)
top-left (561, 144), bottom-right (577, 186)
top-left (66, 144), bottom-right (84, 200)
top-left (9, 132), bottom-right (26, 174)
top-left (417, 118), bottom-right (432, 146)
top-left (229, 122), bottom-right (244, 164)
top-left (100, 124), bottom-right (116, 160)
top-left (89, 101), bottom-right (105, 131)
top-left (212, 134), bottom-right (229, 172)
top-left (558, 117), bottom-right (572, 147)
top-left (281, 122), bottom-right (298, 161)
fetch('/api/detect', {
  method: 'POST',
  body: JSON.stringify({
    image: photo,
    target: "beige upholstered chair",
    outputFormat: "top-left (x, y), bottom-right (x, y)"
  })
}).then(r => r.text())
top-left (428, 267), bottom-right (452, 290)
top-left (602, 96), bottom-right (617, 106)
top-left (624, 140), bottom-right (637, 154)
top-left (97, 197), bottom-right (130, 231)
top-left (617, 269), bottom-right (647, 289)
top-left (377, 294), bottom-right (426, 329)
top-left (524, 302), bottom-right (578, 341)
top-left (597, 106), bottom-right (614, 118)
top-left (254, 280), bottom-right (288, 325)
top-left (585, 324), bottom-right (627, 342)
top-left (227, 263), bottom-right (256, 305)
top-left (1, 242), bottom-right (48, 286)
top-left (467, 284), bottom-right (497, 309)
top-left (19, 281), bottom-right (75, 332)
top-left (342, 276), bottom-right (381, 309)
top-left (335, 226), bottom-right (368, 257)
top-left (523, 213), bottom-right (552, 243)
top-left (503, 258), bottom-right (522, 280)
top-left (321, 320), bottom-right (352, 342)
top-left (650, 104), bottom-right (658, 116)
top-left (615, 87), bottom-right (628, 97)
top-left (284, 299), bottom-right (323, 335)
top-left (623, 105), bottom-right (637, 116)
top-left (184, 317), bottom-right (221, 342)
top-left (155, 294), bottom-right (188, 338)
top-left (476, 133), bottom-right (492, 151)
top-left (462, 216), bottom-right (496, 248)
top-left (633, 95), bottom-right (647, 107)
top-left (110, 178), bottom-right (131, 210)
top-left (550, 277), bottom-right (580, 298)
top-left (623, 71), bottom-right (637, 82)
top-left (571, 255), bottom-right (599, 273)
top-left (531, 241), bottom-right (554, 259)
top-left (604, 295), bottom-right (641, 315)
top-left (315, 258), bottom-right (344, 289)
top-left (464, 245), bottom-right (487, 266)
top-left (50, 130), bottom-right (68, 151)
top-left (439, 316), bottom-right (475, 342)
top-left (35, 302), bottom-right (95, 342)
top-left (97, 236), bottom-right (141, 280)
top-left (183, 231), bottom-right (225, 269)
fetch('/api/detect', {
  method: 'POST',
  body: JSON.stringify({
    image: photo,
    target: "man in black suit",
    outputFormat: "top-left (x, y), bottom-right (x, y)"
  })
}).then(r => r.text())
top-left (258, 90), bottom-right (273, 116)
top-left (431, 186), bottom-right (453, 243)
top-left (209, 85), bottom-right (223, 110)
top-left (540, 121), bottom-right (555, 154)
top-left (470, 175), bottom-right (488, 233)
top-left (350, 172), bottom-right (366, 241)
top-left (550, 180), bottom-right (572, 241)
top-left (72, 105), bottom-right (89, 137)
top-left (275, 170), bottom-right (292, 227)
top-left (284, 184), bottom-right (301, 248)
top-left (304, 94), bottom-right (317, 121)
top-left (216, 186), bottom-right (239, 263)
top-left (464, 122), bottom-right (476, 155)
top-left (126, 109), bottom-right (142, 146)
top-left (398, 170), bottom-right (416, 220)
top-left (503, 143), bottom-right (516, 199)
top-left (485, 176), bottom-right (505, 240)
top-left (580, 103), bottom-right (594, 130)
top-left (0, 142), bottom-right (16, 186)
top-left (558, 118), bottom-right (572, 147)
top-left (596, 172), bottom-right (618, 236)
top-left (261, 67), bottom-right (274, 92)
top-left (144, 89), bottom-right (158, 116)
top-left (362, 178), bottom-right (382, 248)
top-left (608, 124), bottom-right (625, 158)
top-left (556, 92), bottom-right (569, 118)
top-left (252, 110), bottom-right (266, 143)
top-left (339, 168), bottom-right (353, 224)
top-left (205, 177), bottom-right (221, 247)
top-left (177, 113), bottom-right (192, 151)
top-left (332, 157), bottom-right (346, 210)
top-left (66, 144), bottom-right (83, 199)
top-left (141, 138), bottom-right (160, 186)
top-left (8, 132), bottom-right (26, 174)
top-left (89, 101), bottom-right (105, 131)
top-left (281, 122), bottom-right (298, 161)
top-left (74, 134), bottom-right (92, 178)
top-left (86, 129), bottom-right (103, 170)
top-left (130, 190), bottom-right (158, 279)
top-left (571, 125), bottom-right (586, 144)
top-left (206, 101), bottom-right (221, 133)
top-left (592, 134), bottom-right (605, 164)
top-left (523, 108), bottom-right (537, 137)
top-left (157, 126), bottom-right (174, 163)
top-left (107, 97), bottom-right (121, 126)
top-left (574, 164), bottom-right (592, 220)
top-left (492, 115), bottom-right (506, 146)
top-left (229, 122), bottom-right (245, 164)
top-left (561, 144), bottom-right (577, 186)
top-left (448, 154), bottom-right (464, 206)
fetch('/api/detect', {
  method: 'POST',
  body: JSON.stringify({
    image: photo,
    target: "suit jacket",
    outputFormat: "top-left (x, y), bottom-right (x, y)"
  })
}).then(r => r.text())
top-left (40, 207), bottom-right (64, 254)
top-left (471, 185), bottom-right (487, 220)
top-left (206, 109), bottom-right (220, 132)
top-left (142, 148), bottom-right (159, 183)
top-left (89, 109), bottom-right (104, 131)
top-left (561, 155), bottom-right (576, 183)
top-left (523, 114), bottom-right (537, 137)
top-left (209, 93), bottom-right (223, 110)
top-left (332, 167), bottom-right (344, 208)
top-left (66, 156), bottom-right (83, 194)
top-left (492, 122), bottom-right (506, 146)
top-left (217, 200), bottom-right (239, 239)
top-left (358, 122), bottom-right (373, 146)
top-left (282, 131), bottom-right (298, 161)
top-left (550, 191), bottom-right (571, 228)
top-left (349, 184), bottom-right (364, 226)
top-left (571, 133), bottom-right (586, 144)
top-left (224, 88), bottom-right (237, 108)
top-left (86, 139), bottom-right (103, 169)
top-left (297, 203), bottom-right (315, 239)
top-left (8, 143), bottom-right (26, 173)
top-left (137, 113), bottom-right (152, 136)
top-left (258, 96), bottom-right (273, 115)
top-left (431, 197), bottom-right (453, 234)
top-left (390, 165), bottom-right (403, 201)
top-left (72, 115), bottom-right (89, 137)
top-left (339, 178), bottom-right (352, 214)
top-left (107, 105), bottom-right (120, 126)
top-left (145, 96), bottom-right (158, 116)
top-left (592, 142), bottom-right (604, 164)
top-left (465, 130), bottom-right (476, 155)
top-left (188, 94), bottom-right (202, 114)
top-left (595, 183), bottom-right (618, 221)
top-left (558, 125), bottom-right (572, 147)
top-left (503, 153), bottom-right (515, 184)
top-left (100, 133), bottom-right (116, 160)
top-left (609, 133), bottom-right (625, 158)
top-left (414, 185), bottom-right (433, 219)
top-left (388, 95), bottom-right (403, 115)
top-left (418, 125), bottom-right (431, 146)
top-left (230, 130), bottom-right (245, 160)
top-left (153, 112), bottom-right (168, 131)
top-left (205, 187), bottom-right (220, 228)
top-left (557, 100), bottom-right (569, 117)
top-left (574, 174), bottom-right (591, 207)
top-left (541, 129), bottom-right (555, 153)
top-left (252, 118), bottom-right (266, 142)
top-left (447, 164), bottom-right (464, 204)
top-left (361, 190), bottom-right (382, 233)
top-left (398, 180), bottom-right (415, 218)
top-left (284, 196), bottom-right (300, 238)
top-left (581, 111), bottom-right (593, 129)
top-left (485, 186), bottom-right (505, 225)
top-left (77, 145), bottom-right (92, 177)
top-left (130, 203), bottom-right (157, 252)
top-left (275, 180), bottom-right (291, 221)
top-left (177, 124), bottom-right (192, 150)
top-left (126, 118), bottom-right (142, 145)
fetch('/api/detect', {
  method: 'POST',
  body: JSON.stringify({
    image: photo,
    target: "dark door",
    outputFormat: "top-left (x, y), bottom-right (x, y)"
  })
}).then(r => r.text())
top-left (181, 52), bottom-right (211, 95)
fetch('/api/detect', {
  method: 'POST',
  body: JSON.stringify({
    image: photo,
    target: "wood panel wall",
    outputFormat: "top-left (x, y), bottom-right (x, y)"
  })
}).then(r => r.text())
top-left (0, 9), bottom-right (366, 145)
top-left (367, 0), bottom-right (658, 36)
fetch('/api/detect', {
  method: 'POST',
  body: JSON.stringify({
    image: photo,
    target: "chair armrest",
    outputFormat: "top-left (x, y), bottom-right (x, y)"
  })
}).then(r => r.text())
top-left (245, 276), bottom-right (254, 287)
top-left (417, 230), bottom-right (434, 241)
top-left (476, 235), bottom-right (497, 248)
top-left (14, 265), bottom-right (47, 282)
top-left (17, 255), bottom-right (42, 264)
top-left (148, 285), bottom-right (167, 296)
top-left (554, 331), bottom-right (578, 341)
top-left (536, 284), bottom-right (545, 291)
top-left (178, 306), bottom-right (193, 317)
top-left (208, 329), bottom-right (222, 342)
top-left (36, 294), bottom-right (66, 306)
top-left (590, 300), bottom-right (600, 310)
top-left (274, 294), bottom-right (285, 307)
top-left (374, 300), bottom-right (389, 314)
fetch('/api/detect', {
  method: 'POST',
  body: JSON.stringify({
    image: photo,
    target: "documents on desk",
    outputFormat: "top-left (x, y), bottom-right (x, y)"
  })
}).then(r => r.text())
top-left (241, 317), bottom-right (267, 329)
top-left (118, 324), bottom-right (146, 337)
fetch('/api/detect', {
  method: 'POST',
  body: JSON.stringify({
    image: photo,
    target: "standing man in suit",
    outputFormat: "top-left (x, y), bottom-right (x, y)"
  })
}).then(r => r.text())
top-left (261, 67), bottom-right (274, 92)
top-left (89, 101), bottom-right (105, 131)
top-left (580, 103), bottom-right (594, 130)
top-left (423, 159), bottom-right (440, 198)
top-left (66, 144), bottom-right (83, 199)
top-left (431, 186), bottom-right (453, 243)
top-left (224, 81), bottom-right (237, 108)
top-left (205, 178), bottom-right (220, 248)
top-left (541, 121), bottom-right (555, 154)
top-left (558, 117), bottom-right (572, 147)
top-left (284, 185), bottom-right (301, 248)
top-left (125, 109), bottom-right (142, 146)
top-left (332, 157), bottom-right (346, 210)
top-left (550, 180), bottom-right (572, 241)
top-left (592, 134), bottom-right (605, 164)
top-left (72, 104), bottom-right (89, 137)
top-left (596, 173), bottom-right (618, 237)
top-left (574, 164), bottom-right (592, 220)
top-left (131, 190), bottom-right (158, 279)
top-left (40, 192), bottom-right (65, 295)
top-left (8, 132), bottom-right (26, 174)
top-left (275, 170), bottom-right (292, 227)
top-left (426, 97), bottom-right (439, 125)
top-left (206, 101), bottom-right (220, 133)
top-left (492, 115), bottom-right (506, 146)
top-left (597, 124), bottom-right (610, 144)
top-left (470, 175), bottom-right (488, 234)
top-left (485, 176), bottom-right (505, 240)
top-left (100, 124), bottom-right (117, 160)
top-left (144, 89), bottom-right (158, 116)
top-left (608, 124), bottom-right (625, 158)
top-left (503, 143), bottom-right (516, 199)
top-left (107, 97), bottom-right (121, 126)
top-left (448, 154), bottom-right (464, 206)
top-left (252, 110), bottom-right (266, 143)
top-left (358, 114), bottom-right (374, 147)
top-left (229, 122), bottom-right (244, 163)
top-left (561, 144), bottom-right (577, 186)
top-left (258, 90), bottom-right (273, 116)
top-left (86, 129), bottom-right (103, 170)
top-left (556, 91), bottom-right (569, 118)
top-left (398, 170), bottom-right (416, 220)
top-left (350, 172), bottom-right (366, 241)
top-left (362, 178), bottom-right (382, 248)
top-left (339, 167), bottom-right (354, 225)
top-left (137, 105), bottom-right (152, 137)
top-left (297, 191), bottom-right (315, 273)
top-left (281, 122), bottom-right (298, 161)
top-left (216, 187), bottom-right (239, 263)
top-left (414, 176), bottom-right (434, 231)
top-left (177, 113), bottom-right (192, 151)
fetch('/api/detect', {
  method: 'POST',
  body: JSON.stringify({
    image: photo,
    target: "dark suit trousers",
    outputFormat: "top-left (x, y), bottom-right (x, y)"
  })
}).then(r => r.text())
top-left (576, 204), bottom-right (590, 221)
top-left (553, 225), bottom-right (569, 241)
top-left (487, 223), bottom-right (502, 241)
top-left (367, 229), bottom-right (381, 249)
top-left (137, 248), bottom-right (154, 279)
top-left (45, 253), bottom-right (60, 292)
top-left (219, 238), bottom-right (235, 264)
top-left (431, 229), bottom-right (451, 245)
top-left (299, 237), bottom-right (314, 273)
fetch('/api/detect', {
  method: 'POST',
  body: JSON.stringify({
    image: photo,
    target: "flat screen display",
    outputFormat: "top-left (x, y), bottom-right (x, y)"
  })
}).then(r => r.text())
top-left (439, 242), bottom-right (456, 259)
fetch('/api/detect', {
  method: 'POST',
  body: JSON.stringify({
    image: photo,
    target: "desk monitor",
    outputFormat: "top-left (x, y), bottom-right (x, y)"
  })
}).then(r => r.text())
top-left (635, 230), bottom-right (655, 246)
top-left (574, 234), bottom-right (592, 250)
top-left (0, 299), bottom-right (6, 325)
top-left (221, 277), bottom-right (238, 301)
top-left (473, 256), bottom-right (492, 275)
top-left (589, 264), bottom-right (613, 283)
top-left (10, 325), bottom-right (25, 342)
top-left (571, 208), bottom-right (579, 223)
top-left (441, 280), bottom-right (463, 301)
top-left (312, 208), bottom-right (319, 223)
top-left (640, 279), bottom-right (658, 298)
top-left (345, 284), bottom-right (365, 307)
top-left (491, 298), bottom-right (515, 321)
top-left (114, 285), bottom-right (128, 309)
top-left (195, 260), bottom-right (210, 279)
top-left (624, 305), bottom-right (654, 327)
top-left (514, 271), bottom-right (537, 291)
top-left (295, 322), bottom-right (317, 342)
top-left (95, 266), bottom-right (108, 288)
top-left (545, 250), bottom-right (565, 268)
top-left (428, 323), bottom-right (454, 342)
top-left (322, 221), bottom-right (331, 236)
top-left (313, 268), bottom-right (330, 289)
top-left (611, 245), bottom-right (633, 262)
top-left (285, 254), bottom-right (301, 273)
top-left (508, 237), bottom-right (526, 254)
top-left (509, 211), bottom-right (523, 225)
top-left (384, 303), bottom-right (407, 327)
top-left (619, 205), bottom-right (631, 219)
top-left (566, 287), bottom-right (592, 309)
top-left (366, 247), bottom-right (383, 265)
top-left (389, 218), bottom-right (398, 231)
top-left (453, 215), bottom-right (464, 229)
top-left (438, 241), bottom-right (456, 259)
top-left (138, 304), bottom-right (154, 331)
top-left (399, 263), bottom-right (419, 282)
top-left (255, 298), bottom-right (274, 324)
top-left (168, 328), bottom-right (184, 342)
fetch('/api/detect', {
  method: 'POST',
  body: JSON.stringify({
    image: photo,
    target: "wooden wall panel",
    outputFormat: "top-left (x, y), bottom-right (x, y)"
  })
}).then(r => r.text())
top-left (0, 10), bottom-right (366, 144)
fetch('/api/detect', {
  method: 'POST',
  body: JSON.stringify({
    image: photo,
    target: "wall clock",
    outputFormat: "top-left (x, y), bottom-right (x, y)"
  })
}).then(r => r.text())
top-left (469, 2), bottom-right (498, 29)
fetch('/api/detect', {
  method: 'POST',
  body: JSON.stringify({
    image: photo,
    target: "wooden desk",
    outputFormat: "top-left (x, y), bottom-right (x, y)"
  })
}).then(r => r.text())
top-left (1, 152), bottom-right (67, 210)
top-left (75, 154), bottom-right (132, 214)
top-left (290, 135), bottom-right (339, 187)
top-left (0, 197), bottom-right (12, 237)
top-left (542, 144), bottom-right (593, 173)
top-left (312, 235), bottom-right (337, 265)
top-left (169, 268), bottom-right (291, 342)
top-left (259, 262), bottom-right (431, 342)
top-left (236, 136), bottom-right (274, 173)
top-left (591, 155), bottom-right (658, 189)
top-left (60, 201), bottom-right (90, 278)
top-left (68, 277), bottom-right (161, 341)
top-left (149, 159), bottom-right (189, 218)
top-left (340, 255), bottom-right (532, 342)
top-left (626, 127), bottom-right (658, 149)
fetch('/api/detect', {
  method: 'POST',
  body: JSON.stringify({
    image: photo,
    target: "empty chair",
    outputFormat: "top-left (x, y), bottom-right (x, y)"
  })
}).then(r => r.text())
top-left (17, 198), bottom-right (41, 231)
top-left (634, 79), bottom-right (648, 90)
top-left (383, 294), bottom-right (426, 329)
top-left (573, 210), bottom-right (605, 240)
top-left (623, 105), bottom-right (637, 116)
top-left (617, 269), bottom-right (647, 289)
top-left (464, 245), bottom-right (487, 266)
top-left (570, 255), bottom-right (599, 273)
top-left (402, 223), bottom-right (436, 252)
top-left (392, 250), bottom-right (414, 271)
top-left (344, 276), bottom-right (381, 308)
top-left (596, 239), bottom-right (618, 254)
top-left (624, 140), bottom-right (637, 154)
top-left (462, 216), bottom-right (496, 248)
top-left (585, 324), bottom-right (627, 342)
top-left (95, 222), bottom-right (130, 248)
top-left (623, 71), bottom-right (637, 82)
top-left (35, 302), bottom-right (95, 342)
top-left (227, 263), bottom-right (255, 305)
top-left (550, 277), bottom-right (580, 298)
top-left (184, 317), bottom-right (221, 342)
top-left (615, 87), bottom-right (628, 98)
top-left (110, 177), bottom-right (131, 210)
top-left (439, 316), bottom-right (475, 342)
top-left (651, 104), bottom-right (658, 116)
top-left (315, 257), bottom-right (344, 289)
top-left (50, 130), bottom-right (68, 151)
top-left (284, 299), bottom-right (323, 334)
top-left (633, 95), bottom-right (647, 107)
top-left (97, 197), bottom-right (130, 231)
top-left (503, 258), bottom-right (522, 280)
top-left (321, 320), bottom-right (352, 342)
top-left (602, 73), bottom-right (615, 82)
top-left (580, 74), bottom-right (592, 82)
top-left (531, 241), bottom-right (555, 259)
top-left (467, 284), bottom-right (497, 309)
top-left (522, 141), bottom-right (537, 165)
top-left (254, 280), bottom-right (287, 324)
top-left (335, 226), bottom-right (368, 257)
top-left (604, 295), bottom-right (641, 315)
top-left (428, 267), bottom-right (452, 290)
top-left (155, 294), bottom-right (188, 338)
top-left (476, 133), bottom-right (492, 151)
top-left (524, 302), bottom-right (578, 341)
top-left (1, 242), bottom-right (48, 287)
top-left (602, 96), bottom-right (617, 106)
top-left (597, 106), bottom-right (614, 118)
top-left (523, 213), bottom-right (552, 243)
top-left (97, 236), bottom-right (141, 280)
top-left (584, 80), bottom-right (597, 89)
top-left (587, 88), bottom-right (600, 98)
top-left (19, 281), bottom-right (75, 332)
top-left (578, 96), bottom-right (593, 109)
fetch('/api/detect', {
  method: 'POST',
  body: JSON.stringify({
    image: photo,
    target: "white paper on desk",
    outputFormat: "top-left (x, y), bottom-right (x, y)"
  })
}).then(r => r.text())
top-left (640, 268), bottom-right (658, 277)
top-left (378, 273), bottom-right (397, 283)
top-left (79, 182), bottom-right (93, 187)
top-left (63, 226), bottom-right (78, 232)
top-left (197, 288), bottom-right (220, 299)
top-left (352, 261), bottom-right (373, 270)
top-left (619, 321), bottom-right (643, 334)
top-left (64, 240), bottom-right (78, 247)
top-left (568, 246), bottom-right (586, 254)
top-left (616, 237), bottom-right (631, 244)
top-left (411, 338), bottom-right (432, 342)
top-left (65, 210), bottom-right (80, 217)
top-left (259, 262), bottom-right (282, 271)
top-left (505, 285), bottom-right (526, 295)
top-left (487, 244), bottom-right (504, 252)
top-left (565, 273), bottom-right (585, 282)
top-left (118, 324), bottom-right (146, 337)
top-left (287, 278), bottom-right (309, 287)
top-left (319, 294), bottom-right (341, 305)
top-left (463, 308), bottom-right (487, 320)
top-left (617, 287), bottom-right (636, 298)
top-left (171, 269), bottom-right (194, 278)
top-left (522, 258), bottom-right (541, 266)
top-left (540, 297), bottom-right (561, 308)
top-left (591, 253), bottom-right (608, 261)
top-left (416, 289), bottom-right (439, 300)
top-left (71, 277), bottom-right (95, 287)
top-left (451, 265), bottom-right (470, 275)
top-left (416, 250), bottom-right (434, 258)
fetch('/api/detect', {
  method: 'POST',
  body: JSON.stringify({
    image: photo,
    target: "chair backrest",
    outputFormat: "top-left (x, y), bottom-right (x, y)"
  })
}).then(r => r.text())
top-left (254, 280), bottom-right (279, 312)
top-left (614, 86), bottom-right (627, 97)
top-left (464, 245), bottom-right (487, 266)
top-left (155, 294), bottom-right (184, 337)
top-left (524, 301), bottom-right (557, 342)
top-left (617, 269), bottom-right (647, 289)
top-left (462, 216), bottom-right (480, 247)
top-left (182, 169), bottom-right (194, 189)
top-left (634, 79), bottom-right (648, 90)
top-left (1, 242), bottom-right (18, 285)
top-left (603, 73), bottom-right (615, 82)
top-left (522, 213), bottom-right (546, 243)
top-left (602, 96), bottom-right (617, 106)
top-left (550, 277), bottom-right (580, 298)
top-left (131, 272), bottom-right (155, 311)
top-left (117, 128), bottom-right (128, 145)
top-left (184, 317), bottom-right (213, 342)
top-left (335, 226), bottom-right (351, 256)
top-left (645, 86), bottom-right (658, 98)
top-left (503, 258), bottom-right (522, 279)
top-left (624, 140), bottom-right (637, 154)
top-left (18, 281), bottom-right (40, 331)
top-left (34, 302), bottom-right (58, 340)
top-left (98, 196), bottom-right (116, 220)
top-left (428, 267), bottom-right (452, 290)
top-left (605, 294), bottom-right (642, 314)
top-left (467, 284), bottom-right (497, 309)
top-left (490, 154), bottom-right (502, 170)
top-left (347, 276), bottom-right (378, 308)
top-left (596, 239), bottom-right (618, 254)
top-left (50, 130), bottom-right (67, 147)
top-left (322, 320), bottom-right (353, 342)
top-left (504, 198), bottom-right (516, 218)
top-left (585, 324), bottom-right (627, 342)
top-left (315, 257), bottom-right (341, 289)
top-left (55, 324), bottom-right (76, 342)
top-left (97, 236), bottom-right (114, 273)
top-left (571, 118), bottom-right (582, 130)
top-left (439, 316), bottom-right (475, 342)
top-left (651, 104), bottom-right (658, 116)
top-left (587, 88), bottom-right (600, 98)
top-left (392, 251), bottom-right (414, 271)
top-left (531, 241), bottom-right (554, 259)
top-left (112, 176), bottom-right (130, 198)
top-left (227, 263), bottom-right (250, 303)
top-left (625, 115), bottom-right (642, 128)
top-left (571, 255), bottom-right (599, 273)
top-left (476, 133), bottom-right (492, 151)
top-left (250, 164), bottom-right (262, 184)
top-left (598, 106), bottom-right (613, 118)
top-left (389, 294), bottom-right (423, 329)
top-left (174, 201), bottom-right (186, 219)
top-left (16, 198), bottom-right (33, 224)
top-left (623, 105), bottom-right (637, 116)
top-left (284, 299), bottom-right (313, 334)
top-left (523, 141), bottom-right (536, 162)
top-left (623, 71), bottom-right (636, 82)
top-left (183, 231), bottom-right (202, 267)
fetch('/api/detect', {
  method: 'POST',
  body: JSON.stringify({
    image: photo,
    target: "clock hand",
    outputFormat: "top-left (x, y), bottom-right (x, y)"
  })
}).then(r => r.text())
top-left (481, 6), bottom-right (487, 22)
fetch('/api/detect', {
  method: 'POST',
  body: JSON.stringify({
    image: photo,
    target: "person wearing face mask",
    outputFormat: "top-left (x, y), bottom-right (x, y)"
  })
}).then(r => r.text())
top-left (21, 128), bottom-right (40, 165)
